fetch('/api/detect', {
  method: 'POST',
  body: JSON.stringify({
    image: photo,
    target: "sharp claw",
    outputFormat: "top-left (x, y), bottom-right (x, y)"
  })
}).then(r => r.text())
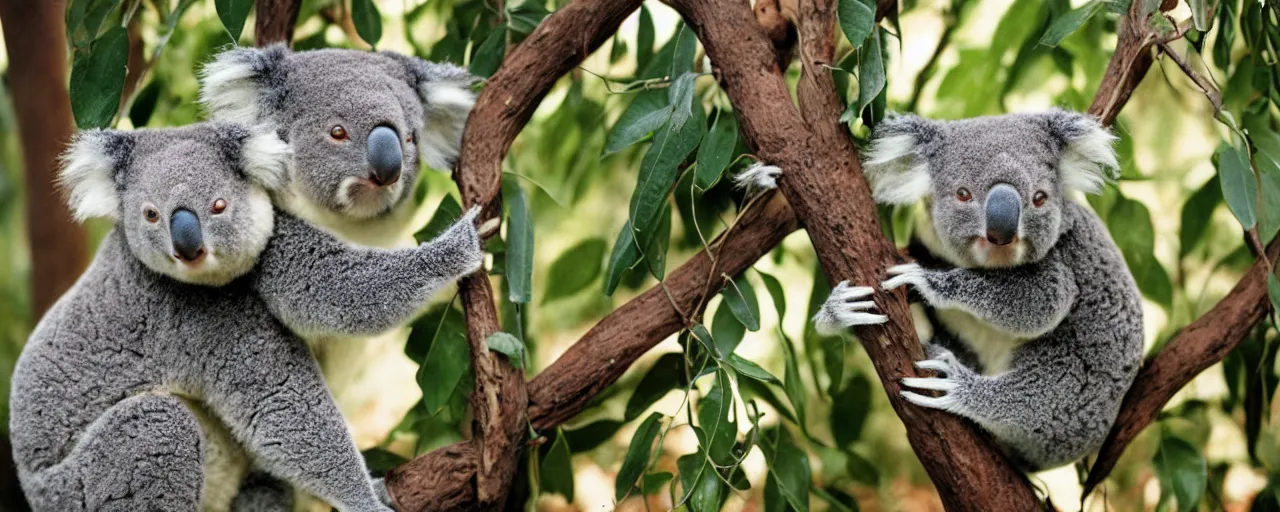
top-left (900, 390), bottom-right (954, 410)
top-left (888, 263), bottom-right (921, 275)
top-left (914, 359), bottom-right (951, 373)
top-left (901, 377), bottom-right (958, 392)
top-left (845, 300), bottom-right (875, 310)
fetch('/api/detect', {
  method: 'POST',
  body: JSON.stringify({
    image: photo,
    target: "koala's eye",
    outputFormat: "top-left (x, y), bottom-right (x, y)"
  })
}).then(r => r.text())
top-left (956, 188), bottom-right (972, 202)
top-left (211, 198), bottom-right (227, 214)
top-left (1033, 191), bottom-right (1049, 207)
top-left (329, 125), bottom-right (348, 140)
top-left (143, 206), bottom-right (160, 223)
top-left (406, 133), bottom-right (415, 144)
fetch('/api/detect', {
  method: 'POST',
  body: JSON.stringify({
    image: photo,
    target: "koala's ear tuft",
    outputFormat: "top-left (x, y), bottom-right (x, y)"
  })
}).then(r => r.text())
top-left (59, 129), bottom-right (134, 222)
top-left (200, 45), bottom-right (289, 125)
top-left (387, 53), bottom-right (478, 170)
top-left (862, 113), bottom-right (943, 205)
top-left (241, 128), bottom-right (292, 191)
top-left (1042, 109), bottom-right (1119, 194)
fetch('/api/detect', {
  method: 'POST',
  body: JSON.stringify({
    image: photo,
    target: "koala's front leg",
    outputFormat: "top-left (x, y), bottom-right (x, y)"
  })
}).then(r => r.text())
top-left (732, 162), bottom-right (783, 193)
top-left (255, 208), bottom-right (485, 337)
top-left (882, 259), bottom-right (1077, 338)
top-left (811, 280), bottom-right (888, 334)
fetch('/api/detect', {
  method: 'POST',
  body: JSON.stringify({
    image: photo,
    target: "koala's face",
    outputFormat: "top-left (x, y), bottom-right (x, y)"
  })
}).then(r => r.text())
top-left (61, 123), bottom-right (290, 285)
top-left (862, 110), bottom-right (1118, 268)
top-left (200, 46), bottom-right (476, 221)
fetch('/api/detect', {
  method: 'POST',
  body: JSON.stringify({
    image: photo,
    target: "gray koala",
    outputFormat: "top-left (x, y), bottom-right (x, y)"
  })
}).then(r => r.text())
top-left (808, 110), bottom-right (1144, 471)
top-left (9, 123), bottom-right (483, 511)
top-left (198, 46), bottom-right (479, 440)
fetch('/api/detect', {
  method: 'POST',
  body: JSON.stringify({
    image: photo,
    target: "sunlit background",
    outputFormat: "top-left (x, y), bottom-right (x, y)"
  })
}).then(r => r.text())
top-left (1, 0), bottom-right (1277, 510)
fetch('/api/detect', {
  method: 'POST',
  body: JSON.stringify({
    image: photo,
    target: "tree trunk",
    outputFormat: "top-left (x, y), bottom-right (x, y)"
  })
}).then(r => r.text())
top-left (255, 0), bottom-right (302, 46)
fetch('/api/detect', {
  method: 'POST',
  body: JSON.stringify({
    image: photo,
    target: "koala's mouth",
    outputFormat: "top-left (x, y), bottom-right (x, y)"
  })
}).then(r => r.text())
top-left (969, 237), bottom-right (1028, 268)
top-left (335, 176), bottom-right (405, 219)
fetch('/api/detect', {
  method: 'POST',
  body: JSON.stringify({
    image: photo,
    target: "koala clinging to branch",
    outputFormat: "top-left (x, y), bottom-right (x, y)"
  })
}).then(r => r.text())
top-left (10, 123), bottom-right (483, 511)
top-left (199, 45), bottom-right (479, 440)
top-left (807, 109), bottom-right (1144, 471)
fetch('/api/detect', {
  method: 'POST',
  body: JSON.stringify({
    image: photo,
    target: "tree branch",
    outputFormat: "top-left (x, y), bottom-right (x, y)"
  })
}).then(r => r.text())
top-left (255, 0), bottom-right (302, 46)
top-left (1088, 0), bottom-right (1161, 126)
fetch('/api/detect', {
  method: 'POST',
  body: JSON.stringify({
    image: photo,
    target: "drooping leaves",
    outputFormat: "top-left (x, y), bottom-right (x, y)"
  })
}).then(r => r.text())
top-left (69, 26), bottom-right (129, 129)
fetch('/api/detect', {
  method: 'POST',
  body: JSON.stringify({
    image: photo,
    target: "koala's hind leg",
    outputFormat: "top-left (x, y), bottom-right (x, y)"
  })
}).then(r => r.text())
top-left (23, 394), bottom-right (204, 512)
top-left (733, 162), bottom-right (783, 193)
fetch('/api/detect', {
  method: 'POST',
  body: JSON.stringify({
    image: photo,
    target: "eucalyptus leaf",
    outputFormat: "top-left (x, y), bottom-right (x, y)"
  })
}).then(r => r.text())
top-left (540, 431), bottom-right (575, 501)
top-left (503, 181), bottom-right (534, 304)
top-left (416, 305), bottom-right (470, 415)
top-left (1218, 139), bottom-right (1258, 230)
top-left (485, 332), bottom-right (526, 370)
top-left (837, 0), bottom-right (876, 49)
top-left (695, 109), bottom-right (739, 189)
top-left (69, 26), bottom-right (130, 129)
top-left (721, 274), bottom-right (762, 332)
top-left (767, 433), bottom-right (812, 512)
top-left (470, 25), bottom-right (508, 78)
top-left (698, 369), bottom-right (737, 465)
top-left (415, 195), bottom-right (463, 243)
top-left (712, 303), bottom-right (746, 357)
top-left (636, 5), bottom-right (656, 72)
top-left (603, 90), bottom-right (670, 156)
top-left (628, 105), bottom-right (705, 252)
top-left (856, 26), bottom-right (885, 119)
top-left (615, 412), bottom-right (663, 502)
top-left (604, 220), bottom-right (642, 296)
top-left (350, 0), bottom-right (382, 47)
top-left (1153, 434), bottom-right (1207, 512)
top-left (1039, 0), bottom-right (1105, 47)
top-left (1178, 175), bottom-right (1221, 258)
top-left (215, 0), bottom-right (253, 41)
top-left (625, 352), bottom-right (683, 421)
top-left (543, 238), bottom-right (606, 304)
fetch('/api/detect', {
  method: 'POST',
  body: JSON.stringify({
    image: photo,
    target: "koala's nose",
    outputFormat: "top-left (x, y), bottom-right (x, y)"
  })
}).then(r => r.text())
top-left (367, 125), bottom-right (402, 187)
top-left (170, 208), bottom-right (205, 262)
top-left (985, 183), bottom-right (1021, 246)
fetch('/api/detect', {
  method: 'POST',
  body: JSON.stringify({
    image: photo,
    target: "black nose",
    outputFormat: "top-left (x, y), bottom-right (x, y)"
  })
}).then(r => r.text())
top-left (367, 125), bottom-right (402, 186)
top-left (985, 183), bottom-right (1021, 246)
top-left (170, 208), bottom-right (205, 262)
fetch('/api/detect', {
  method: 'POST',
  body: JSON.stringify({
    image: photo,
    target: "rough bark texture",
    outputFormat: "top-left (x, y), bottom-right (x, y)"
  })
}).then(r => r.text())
top-left (1088, 0), bottom-right (1156, 126)
top-left (255, 0), bottom-right (302, 46)
top-left (0, 0), bottom-right (86, 318)
top-left (1083, 241), bottom-right (1280, 495)
top-left (667, 0), bottom-right (1040, 509)
top-left (528, 193), bottom-right (799, 429)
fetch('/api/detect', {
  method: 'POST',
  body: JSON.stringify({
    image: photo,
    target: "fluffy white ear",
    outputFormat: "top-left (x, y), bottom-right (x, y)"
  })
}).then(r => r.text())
top-left (241, 128), bottom-right (292, 191)
top-left (199, 45), bottom-right (288, 125)
top-left (1044, 109), bottom-right (1119, 194)
top-left (861, 114), bottom-right (942, 205)
top-left (59, 130), bottom-right (130, 222)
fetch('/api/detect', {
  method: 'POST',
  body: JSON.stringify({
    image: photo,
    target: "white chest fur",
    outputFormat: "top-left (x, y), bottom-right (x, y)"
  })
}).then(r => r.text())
top-left (935, 307), bottom-right (1028, 375)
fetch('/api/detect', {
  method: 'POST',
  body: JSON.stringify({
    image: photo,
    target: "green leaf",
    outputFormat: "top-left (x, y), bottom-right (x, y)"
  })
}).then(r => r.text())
top-left (712, 302), bottom-right (746, 356)
top-left (721, 274), bottom-right (762, 332)
top-left (1153, 434), bottom-right (1207, 512)
top-left (695, 110), bottom-right (739, 189)
top-left (540, 431), bottom-right (575, 501)
top-left (1107, 195), bottom-right (1172, 309)
top-left (677, 449), bottom-right (722, 512)
top-left (668, 73), bottom-right (698, 131)
top-left (845, 449), bottom-right (881, 486)
top-left (780, 333), bottom-right (808, 429)
top-left (856, 26), bottom-right (885, 120)
top-left (615, 412), bottom-right (663, 502)
top-left (641, 472), bottom-right (673, 495)
top-left (767, 433), bottom-right (812, 512)
top-left (1218, 139), bottom-right (1259, 230)
top-left (727, 353), bottom-right (781, 384)
top-left (836, 0), bottom-right (875, 49)
top-left (625, 353), bottom-right (684, 421)
top-left (564, 419), bottom-right (625, 453)
top-left (1039, 0), bottom-right (1105, 47)
top-left (361, 447), bottom-right (409, 476)
top-left (416, 305), bottom-right (471, 416)
top-left (350, 0), bottom-right (382, 48)
top-left (603, 90), bottom-right (670, 156)
top-left (698, 369), bottom-right (738, 465)
top-left (469, 25), bottom-right (507, 78)
top-left (506, 0), bottom-right (550, 34)
top-left (1252, 127), bottom-right (1280, 244)
top-left (604, 220), bottom-right (642, 296)
top-left (1188, 0), bottom-right (1210, 31)
top-left (642, 203), bottom-right (671, 280)
top-left (628, 105), bottom-right (705, 252)
top-left (415, 195), bottom-right (463, 243)
top-left (503, 181), bottom-right (534, 304)
top-left (830, 373), bottom-right (871, 447)
top-left (69, 26), bottom-right (129, 129)
top-left (757, 271), bottom-right (787, 319)
top-left (1212, 0), bottom-right (1236, 70)
top-left (215, 0), bottom-right (254, 41)
top-left (542, 238), bottom-right (606, 304)
top-left (485, 332), bottom-right (526, 370)
top-left (690, 323), bottom-right (722, 360)
top-left (636, 5), bottom-right (656, 72)
top-left (1179, 175), bottom-right (1222, 257)
top-left (670, 23), bottom-right (698, 77)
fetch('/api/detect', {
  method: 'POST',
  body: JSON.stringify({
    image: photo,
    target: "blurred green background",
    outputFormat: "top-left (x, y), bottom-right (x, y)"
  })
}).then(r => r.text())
top-left (2, 0), bottom-right (1280, 510)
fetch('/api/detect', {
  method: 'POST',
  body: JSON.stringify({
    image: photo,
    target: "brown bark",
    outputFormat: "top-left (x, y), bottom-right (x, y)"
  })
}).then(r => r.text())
top-left (667, 0), bottom-right (1039, 509)
top-left (0, 0), bottom-right (86, 318)
top-left (1088, 0), bottom-right (1157, 126)
top-left (1083, 241), bottom-right (1280, 495)
top-left (255, 0), bottom-right (302, 46)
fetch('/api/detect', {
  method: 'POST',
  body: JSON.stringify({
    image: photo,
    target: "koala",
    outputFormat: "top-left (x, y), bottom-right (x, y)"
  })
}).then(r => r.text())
top-left (809, 109), bottom-right (1144, 471)
top-left (198, 45), bottom-right (478, 440)
top-left (9, 123), bottom-right (483, 511)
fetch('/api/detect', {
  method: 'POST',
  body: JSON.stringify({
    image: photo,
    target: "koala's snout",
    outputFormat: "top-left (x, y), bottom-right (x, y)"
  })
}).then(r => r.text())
top-left (170, 208), bottom-right (206, 262)
top-left (985, 183), bottom-right (1021, 246)
top-left (366, 125), bottom-right (403, 187)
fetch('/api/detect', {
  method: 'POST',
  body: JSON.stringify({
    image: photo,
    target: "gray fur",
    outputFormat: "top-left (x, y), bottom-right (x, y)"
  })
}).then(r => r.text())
top-left (10, 124), bottom-right (483, 510)
top-left (814, 110), bottom-right (1143, 470)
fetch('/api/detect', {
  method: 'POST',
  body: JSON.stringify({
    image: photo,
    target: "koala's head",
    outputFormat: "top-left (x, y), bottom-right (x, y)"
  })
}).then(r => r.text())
top-left (60, 122), bottom-right (290, 285)
top-left (198, 45), bottom-right (476, 220)
top-left (863, 109), bottom-right (1118, 268)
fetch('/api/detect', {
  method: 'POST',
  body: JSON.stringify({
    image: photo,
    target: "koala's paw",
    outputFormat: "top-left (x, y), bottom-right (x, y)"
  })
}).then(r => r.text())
top-left (881, 263), bottom-right (934, 301)
top-left (427, 207), bottom-right (485, 276)
top-left (900, 349), bottom-right (968, 413)
top-left (812, 280), bottom-right (887, 335)
top-left (733, 162), bottom-right (782, 193)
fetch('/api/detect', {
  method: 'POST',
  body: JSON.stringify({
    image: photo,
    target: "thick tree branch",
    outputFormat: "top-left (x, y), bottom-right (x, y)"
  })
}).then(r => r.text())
top-left (255, 0), bottom-right (302, 46)
top-left (1088, 0), bottom-right (1162, 126)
